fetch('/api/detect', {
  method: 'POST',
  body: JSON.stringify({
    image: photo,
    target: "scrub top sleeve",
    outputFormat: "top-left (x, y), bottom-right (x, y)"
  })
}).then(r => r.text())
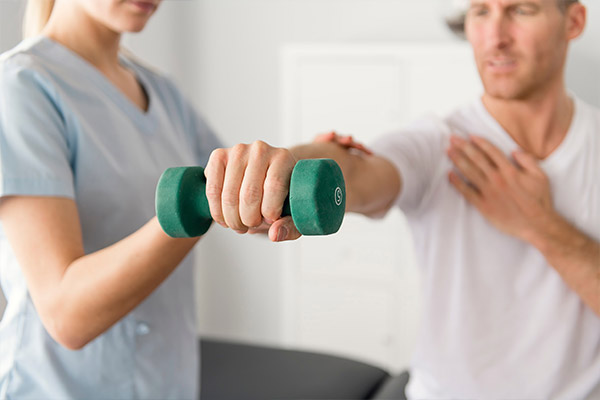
top-left (0, 64), bottom-right (75, 199)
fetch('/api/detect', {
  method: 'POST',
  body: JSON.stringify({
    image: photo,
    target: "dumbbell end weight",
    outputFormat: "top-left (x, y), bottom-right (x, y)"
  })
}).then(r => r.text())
top-left (155, 167), bottom-right (213, 238)
top-left (288, 158), bottom-right (346, 236)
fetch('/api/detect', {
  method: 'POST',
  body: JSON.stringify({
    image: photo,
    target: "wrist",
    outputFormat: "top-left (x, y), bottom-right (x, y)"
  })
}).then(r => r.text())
top-left (521, 210), bottom-right (568, 254)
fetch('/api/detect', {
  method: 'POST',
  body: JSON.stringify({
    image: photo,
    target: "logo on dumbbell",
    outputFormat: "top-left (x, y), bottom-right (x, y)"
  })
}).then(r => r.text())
top-left (334, 187), bottom-right (343, 206)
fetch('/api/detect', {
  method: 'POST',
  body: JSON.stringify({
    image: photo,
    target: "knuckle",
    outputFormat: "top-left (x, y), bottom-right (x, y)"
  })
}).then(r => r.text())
top-left (262, 204), bottom-right (282, 222)
top-left (505, 167), bottom-right (518, 180)
top-left (204, 182), bottom-right (223, 201)
top-left (479, 203), bottom-right (492, 215)
top-left (264, 174), bottom-right (289, 195)
top-left (490, 171), bottom-right (504, 187)
top-left (211, 213), bottom-right (225, 225)
top-left (273, 148), bottom-right (295, 164)
top-left (251, 140), bottom-right (270, 155)
top-left (241, 184), bottom-right (263, 207)
top-left (473, 154), bottom-right (487, 167)
top-left (240, 212), bottom-right (263, 229)
top-left (222, 191), bottom-right (240, 207)
top-left (207, 148), bottom-right (227, 167)
top-left (229, 143), bottom-right (248, 161)
top-left (227, 220), bottom-right (247, 233)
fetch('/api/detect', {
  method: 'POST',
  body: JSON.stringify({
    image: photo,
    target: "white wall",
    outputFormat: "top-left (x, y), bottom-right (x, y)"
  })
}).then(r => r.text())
top-left (1, 0), bottom-right (599, 357)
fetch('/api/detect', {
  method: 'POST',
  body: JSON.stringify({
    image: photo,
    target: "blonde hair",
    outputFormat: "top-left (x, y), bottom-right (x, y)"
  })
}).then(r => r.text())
top-left (22, 0), bottom-right (55, 39)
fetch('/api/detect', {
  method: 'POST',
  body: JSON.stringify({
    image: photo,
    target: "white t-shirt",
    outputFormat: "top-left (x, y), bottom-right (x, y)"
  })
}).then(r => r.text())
top-left (371, 97), bottom-right (600, 399)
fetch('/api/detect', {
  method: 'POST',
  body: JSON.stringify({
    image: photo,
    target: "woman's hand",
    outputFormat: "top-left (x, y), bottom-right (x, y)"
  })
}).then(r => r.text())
top-left (313, 131), bottom-right (373, 155)
top-left (204, 141), bottom-right (302, 242)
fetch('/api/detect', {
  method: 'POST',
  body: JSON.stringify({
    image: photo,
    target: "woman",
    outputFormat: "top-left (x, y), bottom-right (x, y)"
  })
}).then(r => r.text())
top-left (0, 0), bottom-right (222, 398)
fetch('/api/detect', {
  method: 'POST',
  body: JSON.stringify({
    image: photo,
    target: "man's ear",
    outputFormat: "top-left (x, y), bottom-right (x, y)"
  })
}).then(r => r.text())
top-left (565, 3), bottom-right (586, 40)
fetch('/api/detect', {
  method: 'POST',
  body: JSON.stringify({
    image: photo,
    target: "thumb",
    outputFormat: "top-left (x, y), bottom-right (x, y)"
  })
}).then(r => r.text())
top-left (268, 216), bottom-right (302, 242)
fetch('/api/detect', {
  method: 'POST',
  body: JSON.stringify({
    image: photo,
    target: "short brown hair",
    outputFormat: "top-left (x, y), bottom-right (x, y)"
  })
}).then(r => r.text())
top-left (558, 0), bottom-right (580, 13)
top-left (446, 0), bottom-right (581, 38)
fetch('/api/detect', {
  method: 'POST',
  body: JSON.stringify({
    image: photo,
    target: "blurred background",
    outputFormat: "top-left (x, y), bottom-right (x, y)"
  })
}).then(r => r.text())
top-left (1, 0), bottom-right (599, 373)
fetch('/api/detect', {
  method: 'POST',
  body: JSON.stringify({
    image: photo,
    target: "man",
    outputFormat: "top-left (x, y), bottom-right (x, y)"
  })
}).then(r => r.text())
top-left (204, 0), bottom-right (599, 397)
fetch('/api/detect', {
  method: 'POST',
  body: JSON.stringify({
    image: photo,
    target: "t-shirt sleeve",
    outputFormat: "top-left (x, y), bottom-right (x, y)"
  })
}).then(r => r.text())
top-left (370, 116), bottom-right (449, 214)
top-left (0, 60), bottom-right (74, 199)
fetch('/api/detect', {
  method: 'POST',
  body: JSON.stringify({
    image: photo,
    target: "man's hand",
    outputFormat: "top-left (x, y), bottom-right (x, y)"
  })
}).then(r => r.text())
top-left (447, 134), bottom-right (600, 315)
top-left (204, 141), bottom-right (302, 242)
top-left (447, 134), bottom-right (556, 242)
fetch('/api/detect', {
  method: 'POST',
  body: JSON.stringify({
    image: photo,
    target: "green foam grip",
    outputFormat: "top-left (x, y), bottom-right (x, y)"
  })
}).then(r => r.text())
top-left (156, 158), bottom-right (346, 238)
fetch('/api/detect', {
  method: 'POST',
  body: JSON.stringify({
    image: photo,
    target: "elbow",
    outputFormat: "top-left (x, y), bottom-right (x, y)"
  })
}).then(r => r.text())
top-left (55, 335), bottom-right (89, 351)
top-left (44, 310), bottom-right (92, 351)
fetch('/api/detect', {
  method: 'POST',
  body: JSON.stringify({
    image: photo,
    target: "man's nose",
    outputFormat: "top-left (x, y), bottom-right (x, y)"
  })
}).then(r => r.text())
top-left (487, 13), bottom-right (512, 50)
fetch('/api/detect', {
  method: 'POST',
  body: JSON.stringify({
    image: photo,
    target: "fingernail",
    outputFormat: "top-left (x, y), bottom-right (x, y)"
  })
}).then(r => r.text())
top-left (276, 226), bottom-right (288, 242)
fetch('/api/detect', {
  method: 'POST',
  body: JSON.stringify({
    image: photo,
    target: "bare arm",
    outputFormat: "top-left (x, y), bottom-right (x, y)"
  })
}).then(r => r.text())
top-left (0, 196), bottom-right (199, 350)
top-left (290, 141), bottom-right (401, 217)
top-left (524, 210), bottom-right (600, 315)
top-left (448, 135), bottom-right (600, 315)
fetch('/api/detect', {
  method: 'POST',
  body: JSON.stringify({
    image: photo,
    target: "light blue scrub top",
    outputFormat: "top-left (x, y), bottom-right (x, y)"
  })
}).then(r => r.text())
top-left (0, 37), bottom-right (222, 399)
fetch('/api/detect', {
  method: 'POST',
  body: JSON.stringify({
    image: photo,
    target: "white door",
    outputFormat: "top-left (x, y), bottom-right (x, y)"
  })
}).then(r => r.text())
top-left (281, 43), bottom-right (482, 372)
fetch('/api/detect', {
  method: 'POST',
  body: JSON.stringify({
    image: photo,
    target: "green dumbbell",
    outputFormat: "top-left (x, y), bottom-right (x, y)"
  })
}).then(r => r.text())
top-left (155, 159), bottom-right (346, 238)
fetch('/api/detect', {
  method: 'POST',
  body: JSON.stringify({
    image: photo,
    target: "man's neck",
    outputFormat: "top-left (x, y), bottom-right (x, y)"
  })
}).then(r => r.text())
top-left (481, 84), bottom-right (574, 160)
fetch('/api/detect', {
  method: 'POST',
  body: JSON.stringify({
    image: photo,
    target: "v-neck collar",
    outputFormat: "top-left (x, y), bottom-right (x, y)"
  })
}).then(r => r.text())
top-left (474, 97), bottom-right (582, 171)
top-left (35, 36), bottom-right (158, 134)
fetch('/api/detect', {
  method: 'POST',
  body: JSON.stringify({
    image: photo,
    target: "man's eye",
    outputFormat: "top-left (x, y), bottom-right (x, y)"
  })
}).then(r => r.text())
top-left (512, 5), bottom-right (537, 15)
top-left (470, 7), bottom-right (489, 17)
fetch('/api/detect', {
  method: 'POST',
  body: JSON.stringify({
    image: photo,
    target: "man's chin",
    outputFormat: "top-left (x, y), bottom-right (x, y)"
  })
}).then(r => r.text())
top-left (483, 83), bottom-right (532, 102)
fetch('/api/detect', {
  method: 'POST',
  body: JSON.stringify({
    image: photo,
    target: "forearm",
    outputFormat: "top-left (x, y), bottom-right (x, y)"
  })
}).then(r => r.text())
top-left (526, 213), bottom-right (600, 316)
top-left (290, 142), bottom-right (401, 215)
top-left (50, 217), bottom-right (199, 349)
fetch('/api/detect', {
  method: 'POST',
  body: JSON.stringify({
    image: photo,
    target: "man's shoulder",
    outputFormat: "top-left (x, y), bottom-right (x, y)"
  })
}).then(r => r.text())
top-left (372, 100), bottom-right (484, 148)
top-left (395, 100), bottom-right (484, 139)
